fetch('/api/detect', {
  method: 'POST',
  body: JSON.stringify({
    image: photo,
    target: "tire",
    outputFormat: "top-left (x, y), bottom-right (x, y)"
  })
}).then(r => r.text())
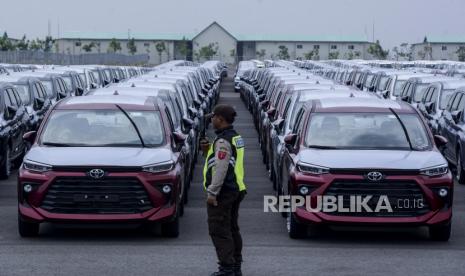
top-left (287, 212), bottom-right (307, 239)
top-left (18, 215), bottom-right (40, 237)
top-left (456, 152), bottom-right (465, 184)
top-left (161, 215), bottom-right (180, 238)
top-left (0, 147), bottom-right (11, 180)
top-left (429, 222), bottom-right (451, 241)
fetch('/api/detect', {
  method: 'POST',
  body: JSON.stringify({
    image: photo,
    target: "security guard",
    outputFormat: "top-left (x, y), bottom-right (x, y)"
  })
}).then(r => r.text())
top-left (201, 104), bottom-right (246, 276)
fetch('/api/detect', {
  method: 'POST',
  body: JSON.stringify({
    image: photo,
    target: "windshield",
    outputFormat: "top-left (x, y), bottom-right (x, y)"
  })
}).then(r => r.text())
top-left (41, 110), bottom-right (165, 147)
top-left (392, 80), bottom-right (406, 96)
top-left (413, 84), bottom-right (429, 102)
top-left (378, 76), bottom-right (389, 91)
top-left (42, 80), bottom-right (55, 98)
top-left (440, 89), bottom-right (455, 109)
top-left (305, 113), bottom-right (430, 150)
top-left (13, 84), bottom-right (31, 105)
top-left (62, 76), bottom-right (73, 89)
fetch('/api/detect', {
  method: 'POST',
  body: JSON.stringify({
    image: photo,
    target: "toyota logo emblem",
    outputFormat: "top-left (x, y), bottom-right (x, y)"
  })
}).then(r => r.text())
top-left (88, 169), bottom-right (105, 179)
top-left (366, 171), bottom-right (384, 182)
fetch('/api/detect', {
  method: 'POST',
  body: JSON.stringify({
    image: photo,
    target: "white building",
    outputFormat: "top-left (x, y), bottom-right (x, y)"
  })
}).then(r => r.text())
top-left (412, 37), bottom-right (465, 61)
top-left (55, 22), bottom-right (374, 64)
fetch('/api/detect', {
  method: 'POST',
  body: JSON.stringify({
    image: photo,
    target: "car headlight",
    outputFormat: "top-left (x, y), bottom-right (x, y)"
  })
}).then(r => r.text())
top-left (23, 160), bottom-right (52, 173)
top-left (142, 161), bottom-right (174, 174)
top-left (419, 164), bottom-right (449, 177)
top-left (296, 162), bottom-right (329, 175)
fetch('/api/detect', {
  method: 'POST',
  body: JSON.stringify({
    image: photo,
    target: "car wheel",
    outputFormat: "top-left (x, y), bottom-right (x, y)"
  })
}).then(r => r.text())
top-left (287, 211), bottom-right (307, 239)
top-left (456, 153), bottom-right (465, 184)
top-left (429, 221), bottom-right (451, 241)
top-left (161, 215), bottom-right (180, 238)
top-left (18, 215), bottom-right (40, 237)
top-left (0, 147), bottom-right (11, 180)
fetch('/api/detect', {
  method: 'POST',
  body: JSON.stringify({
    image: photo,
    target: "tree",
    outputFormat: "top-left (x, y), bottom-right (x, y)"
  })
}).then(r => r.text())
top-left (256, 49), bottom-right (266, 60)
top-left (43, 36), bottom-right (54, 52)
top-left (127, 38), bottom-right (137, 55)
top-left (16, 35), bottom-right (29, 51)
top-left (277, 45), bottom-right (290, 60)
top-left (177, 37), bottom-right (191, 60)
top-left (328, 51), bottom-right (340, 59)
top-left (345, 51), bottom-right (355, 60)
top-left (82, 42), bottom-right (96, 52)
top-left (29, 38), bottom-right (42, 51)
top-left (312, 48), bottom-right (320, 60)
top-left (0, 32), bottom-right (15, 51)
top-left (155, 41), bottom-right (166, 63)
top-left (108, 38), bottom-right (122, 53)
top-left (367, 40), bottom-right (389, 59)
top-left (303, 50), bottom-right (315, 60)
top-left (457, 47), bottom-right (465, 62)
top-left (198, 43), bottom-right (218, 60)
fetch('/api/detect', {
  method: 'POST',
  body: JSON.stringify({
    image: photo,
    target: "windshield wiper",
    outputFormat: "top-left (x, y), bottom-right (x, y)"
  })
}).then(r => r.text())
top-left (308, 145), bottom-right (340, 149)
top-left (115, 104), bottom-right (146, 148)
top-left (42, 142), bottom-right (80, 147)
top-left (389, 108), bottom-right (413, 150)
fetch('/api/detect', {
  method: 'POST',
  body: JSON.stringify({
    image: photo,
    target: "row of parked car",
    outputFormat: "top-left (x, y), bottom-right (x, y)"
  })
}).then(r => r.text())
top-left (14, 60), bottom-right (227, 237)
top-left (235, 59), bottom-right (458, 241)
top-left (0, 64), bottom-right (151, 180)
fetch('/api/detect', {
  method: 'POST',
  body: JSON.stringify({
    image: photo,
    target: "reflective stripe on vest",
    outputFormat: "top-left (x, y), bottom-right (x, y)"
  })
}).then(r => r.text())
top-left (203, 135), bottom-right (246, 192)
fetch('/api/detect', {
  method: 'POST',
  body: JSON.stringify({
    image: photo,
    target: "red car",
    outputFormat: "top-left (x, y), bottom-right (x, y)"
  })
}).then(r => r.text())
top-left (281, 98), bottom-right (453, 241)
top-left (18, 95), bottom-right (188, 237)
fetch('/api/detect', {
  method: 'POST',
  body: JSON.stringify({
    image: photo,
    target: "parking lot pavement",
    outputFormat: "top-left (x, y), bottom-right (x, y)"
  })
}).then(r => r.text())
top-left (1, 76), bottom-right (465, 276)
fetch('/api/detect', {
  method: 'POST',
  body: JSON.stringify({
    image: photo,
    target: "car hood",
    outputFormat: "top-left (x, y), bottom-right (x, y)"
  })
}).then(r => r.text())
top-left (298, 149), bottom-right (446, 170)
top-left (25, 146), bottom-right (174, 167)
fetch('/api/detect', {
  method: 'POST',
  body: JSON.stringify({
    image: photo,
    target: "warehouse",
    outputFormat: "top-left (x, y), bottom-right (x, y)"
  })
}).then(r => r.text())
top-left (412, 36), bottom-right (465, 61)
top-left (55, 21), bottom-right (374, 64)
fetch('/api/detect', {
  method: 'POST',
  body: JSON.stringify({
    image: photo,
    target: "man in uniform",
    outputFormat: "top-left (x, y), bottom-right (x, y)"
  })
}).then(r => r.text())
top-left (201, 104), bottom-right (247, 276)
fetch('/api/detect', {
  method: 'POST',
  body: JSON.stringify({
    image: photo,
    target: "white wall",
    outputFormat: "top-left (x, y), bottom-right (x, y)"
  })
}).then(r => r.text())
top-left (192, 23), bottom-right (237, 64)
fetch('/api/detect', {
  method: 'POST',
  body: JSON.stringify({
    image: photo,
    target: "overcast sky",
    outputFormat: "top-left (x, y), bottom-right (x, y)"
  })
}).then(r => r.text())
top-left (1, 0), bottom-right (463, 49)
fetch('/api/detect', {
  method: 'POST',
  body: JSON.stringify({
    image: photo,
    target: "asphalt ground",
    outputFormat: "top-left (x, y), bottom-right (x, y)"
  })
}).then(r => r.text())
top-left (0, 75), bottom-right (464, 276)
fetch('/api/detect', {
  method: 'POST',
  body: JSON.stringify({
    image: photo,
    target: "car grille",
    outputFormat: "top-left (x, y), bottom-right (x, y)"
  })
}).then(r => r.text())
top-left (323, 180), bottom-right (430, 217)
top-left (41, 177), bottom-right (153, 214)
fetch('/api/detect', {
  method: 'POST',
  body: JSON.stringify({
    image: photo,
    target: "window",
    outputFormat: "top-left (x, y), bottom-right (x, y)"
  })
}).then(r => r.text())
top-left (144, 43), bottom-right (150, 47)
top-left (75, 41), bottom-right (81, 47)
top-left (442, 45), bottom-right (447, 51)
top-left (331, 45), bottom-right (337, 50)
top-left (348, 45), bottom-right (355, 50)
top-left (5, 88), bottom-right (19, 107)
top-left (313, 45), bottom-right (320, 50)
top-left (296, 44), bottom-right (303, 49)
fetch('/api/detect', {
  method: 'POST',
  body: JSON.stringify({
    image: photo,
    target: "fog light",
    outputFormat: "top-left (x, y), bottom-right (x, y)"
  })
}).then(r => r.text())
top-left (299, 186), bottom-right (309, 195)
top-left (438, 188), bottom-right (448, 197)
top-left (23, 184), bottom-right (33, 193)
top-left (162, 185), bottom-right (172, 194)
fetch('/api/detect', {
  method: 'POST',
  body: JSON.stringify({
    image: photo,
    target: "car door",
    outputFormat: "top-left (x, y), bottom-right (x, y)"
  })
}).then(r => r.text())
top-left (5, 88), bottom-right (25, 157)
top-left (447, 94), bottom-right (465, 163)
top-left (442, 93), bottom-right (463, 161)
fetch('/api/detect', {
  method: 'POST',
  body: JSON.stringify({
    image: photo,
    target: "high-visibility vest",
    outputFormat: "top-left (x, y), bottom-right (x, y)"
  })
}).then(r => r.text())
top-left (203, 128), bottom-right (246, 192)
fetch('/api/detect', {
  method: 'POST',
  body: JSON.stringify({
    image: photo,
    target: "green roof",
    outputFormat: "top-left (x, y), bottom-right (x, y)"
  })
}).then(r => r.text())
top-left (234, 34), bottom-right (369, 43)
top-left (61, 31), bottom-right (193, 41)
top-left (418, 36), bottom-right (465, 44)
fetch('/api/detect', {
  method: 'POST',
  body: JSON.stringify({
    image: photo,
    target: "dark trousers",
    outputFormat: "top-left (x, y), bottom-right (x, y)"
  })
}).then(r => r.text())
top-left (207, 190), bottom-right (245, 266)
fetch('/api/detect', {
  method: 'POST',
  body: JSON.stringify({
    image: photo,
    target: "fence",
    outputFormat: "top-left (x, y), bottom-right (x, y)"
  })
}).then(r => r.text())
top-left (0, 51), bottom-right (150, 66)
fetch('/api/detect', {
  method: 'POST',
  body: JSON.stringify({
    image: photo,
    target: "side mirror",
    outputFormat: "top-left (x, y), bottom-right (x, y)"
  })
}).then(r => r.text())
top-left (401, 96), bottom-right (409, 102)
top-left (451, 110), bottom-right (462, 124)
top-left (193, 99), bottom-right (201, 108)
top-left (182, 117), bottom-right (194, 131)
top-left (266, 107), bottom-right (276, 118)
top-left (284, 134), bottom-right (297, 146)
top-left (382, 90), bottom-right (389, 99)
top-left (58, 92), bottom-right (67, 100)
top-left (260, 99), bottom-right (270, 109)
top-left (173, 132), bottom-right (187, 151)
top-left (33, 98), bottom-right (45, 111)
top-left (272, 118), bottom-right (285, 133)
top-left (256, 88), bottom-right (264, 95)
top-left (103, 80), bottom-right (110, 86)
top-left (114, 78), bottom-right (120, 83)
top-left (23, 131), bottom-right (37, 144)
top-left (425, 102), bottom-right (434, 113)
top-left (188, 107), bottom-right (198, 117)
top-left (434, 135), bottom-right (448, 149)
top-left (198, 93), bottom-right (206, 100)
top-left (90, 83), bottom-right (97, 89)
top-left (4, 106), bottom-right (17, 120)
top-left (75, 87), bottom-right (84, 96)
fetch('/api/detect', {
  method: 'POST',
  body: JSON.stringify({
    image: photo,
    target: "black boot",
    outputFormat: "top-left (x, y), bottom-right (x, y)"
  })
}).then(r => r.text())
top-left (210, 265), bottom-right (235, 276)
top-left (233, 263), bottom-right (242, 276)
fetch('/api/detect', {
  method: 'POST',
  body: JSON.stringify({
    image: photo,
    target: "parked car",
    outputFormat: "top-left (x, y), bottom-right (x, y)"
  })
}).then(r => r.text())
top-left (18, 95), bottom-right (187, 237)
top-left (0, 82), bottom-right (29, 178)
top-left (281, 97), bottom-right (452, 241)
